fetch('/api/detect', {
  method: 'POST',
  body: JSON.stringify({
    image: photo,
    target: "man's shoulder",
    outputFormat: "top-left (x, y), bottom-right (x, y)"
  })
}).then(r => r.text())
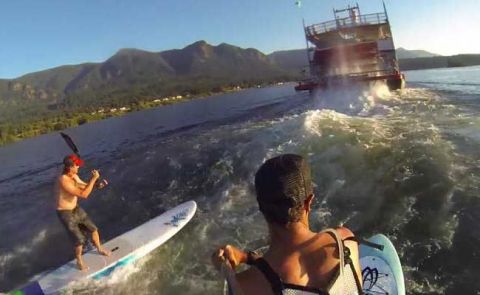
top-left (316, 227), bottom-right (355, 241)
top-left (59, 174), bottom-right (68, 180)
top-left (58, 174), bottom-right (74, 184)
top-left (335, 227), bottom-right (355, 239)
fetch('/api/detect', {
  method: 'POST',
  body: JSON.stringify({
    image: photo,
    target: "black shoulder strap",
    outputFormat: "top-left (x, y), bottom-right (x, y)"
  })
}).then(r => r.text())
top-left (252, 258), bottom-right (284, 295)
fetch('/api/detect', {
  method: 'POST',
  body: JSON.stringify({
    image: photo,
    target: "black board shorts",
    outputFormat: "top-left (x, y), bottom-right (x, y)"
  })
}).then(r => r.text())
top-left (57, 206), bottom-right (98, 246)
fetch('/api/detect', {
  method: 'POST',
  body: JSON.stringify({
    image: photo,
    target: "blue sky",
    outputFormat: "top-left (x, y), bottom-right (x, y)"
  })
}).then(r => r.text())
top-left (1, 0), bottom-right (479, 79)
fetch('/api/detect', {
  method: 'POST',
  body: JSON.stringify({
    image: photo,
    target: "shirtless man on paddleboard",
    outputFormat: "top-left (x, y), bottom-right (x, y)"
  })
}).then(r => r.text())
top-left (55, 154), bottom-right (110, 271)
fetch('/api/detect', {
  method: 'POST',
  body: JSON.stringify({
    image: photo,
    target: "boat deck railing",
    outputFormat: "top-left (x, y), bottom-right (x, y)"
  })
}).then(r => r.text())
top-left (306, 12), bottom-right (388, 37)
top-left (330, 69), bottom-right (397, 79)
top-left (346, 68), bottom-right (392, 77)
top-left (314, 68), bottom-right (396, 79)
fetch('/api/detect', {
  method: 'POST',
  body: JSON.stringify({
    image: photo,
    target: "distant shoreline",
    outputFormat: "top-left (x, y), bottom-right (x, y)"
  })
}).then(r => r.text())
top-left (0, 81), bottom-right (286, 147)
top-left (399, 54), bottom-right (480, 71)
top-left (402, 64), bottom-right (480, 72)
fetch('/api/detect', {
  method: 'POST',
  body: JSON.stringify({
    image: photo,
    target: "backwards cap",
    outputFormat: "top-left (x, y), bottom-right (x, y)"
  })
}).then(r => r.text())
top-left (255, 154), bottom-right (313, 225)
top-left (63, 154), bottom-right (84, 167)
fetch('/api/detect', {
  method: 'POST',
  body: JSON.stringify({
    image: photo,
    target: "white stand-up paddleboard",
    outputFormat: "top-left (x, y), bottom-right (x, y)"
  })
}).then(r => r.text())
top-left (13, 201), bottom-right (197, 295)
top-left (360, 234), bottom-right (405, 295)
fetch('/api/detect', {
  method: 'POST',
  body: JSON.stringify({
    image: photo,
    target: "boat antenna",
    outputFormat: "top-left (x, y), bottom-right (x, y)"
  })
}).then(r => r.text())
top-left (383, 1), bottom-right (389, 22)
top-left (302, 18), bottom-right (311, 69)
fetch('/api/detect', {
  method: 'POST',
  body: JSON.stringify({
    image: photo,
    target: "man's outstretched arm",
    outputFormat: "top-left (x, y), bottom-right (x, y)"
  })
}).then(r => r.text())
top-left (75, 174), bottom-right (108, 189)
top-left (61, 170), bottom-right (99, 198)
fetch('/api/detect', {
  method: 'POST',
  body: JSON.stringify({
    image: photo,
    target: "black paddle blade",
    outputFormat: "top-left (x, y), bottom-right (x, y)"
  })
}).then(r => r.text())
top-left (60, 132), bottom-right (80, 155)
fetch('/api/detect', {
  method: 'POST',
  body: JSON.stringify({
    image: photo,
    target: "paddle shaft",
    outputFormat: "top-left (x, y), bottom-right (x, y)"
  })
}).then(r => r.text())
top-left (221, 261), bottom-right (244, 295)
top-left (60, 132), bottom-right (107, 185)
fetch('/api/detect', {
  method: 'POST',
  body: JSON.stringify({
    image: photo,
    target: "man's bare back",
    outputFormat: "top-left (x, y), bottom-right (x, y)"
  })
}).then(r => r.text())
top-left (234, 228), bottom-right (361, 295)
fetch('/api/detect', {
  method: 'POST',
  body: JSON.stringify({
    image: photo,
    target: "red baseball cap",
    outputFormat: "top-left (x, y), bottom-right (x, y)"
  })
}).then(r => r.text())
top-left (63, 154), bottom-right (84, 167)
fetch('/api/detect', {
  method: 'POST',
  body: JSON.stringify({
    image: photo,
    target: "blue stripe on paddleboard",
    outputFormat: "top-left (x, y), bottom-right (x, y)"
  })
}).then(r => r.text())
top-left (93, 254), bottom-right (137, 280)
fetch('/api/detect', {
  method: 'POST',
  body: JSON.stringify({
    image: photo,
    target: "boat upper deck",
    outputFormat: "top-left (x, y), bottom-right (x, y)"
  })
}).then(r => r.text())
top-left (305, 12), bottom-right (388, 39)
top-left (304, 9), bottom-right (392, 51)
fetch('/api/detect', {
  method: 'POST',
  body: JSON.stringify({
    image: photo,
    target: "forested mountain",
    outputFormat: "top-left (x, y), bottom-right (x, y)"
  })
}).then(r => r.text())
top-left (0, 41), bottom-right (291, 122)
top-left (268, 49), bottom-right (309, 74)
top-left (396, 47), bottom-right (440, 59)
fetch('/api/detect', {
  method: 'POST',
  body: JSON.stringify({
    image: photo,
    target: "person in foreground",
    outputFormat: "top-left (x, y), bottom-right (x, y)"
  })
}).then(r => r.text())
top-left (212, 154), bottom-right (363, 295)
top-left (55, 154), bottom-right (110, 271)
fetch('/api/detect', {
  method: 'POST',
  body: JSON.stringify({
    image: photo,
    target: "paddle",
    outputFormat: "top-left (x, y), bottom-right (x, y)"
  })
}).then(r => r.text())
top-left (221, 260), bottom-right (244, 295)
top-left (60, 132), bottom-right (80, 156)
top-left (60, 132), bottom-right (108, 188)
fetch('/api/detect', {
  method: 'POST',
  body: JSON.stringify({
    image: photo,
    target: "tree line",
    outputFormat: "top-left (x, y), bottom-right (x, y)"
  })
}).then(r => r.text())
top-left (0, 78), bottom-right (290, 146)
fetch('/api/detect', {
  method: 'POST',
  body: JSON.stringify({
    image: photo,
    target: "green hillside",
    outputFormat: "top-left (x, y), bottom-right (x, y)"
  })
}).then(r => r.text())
top-left (0, 41), bottom-right (293, 146)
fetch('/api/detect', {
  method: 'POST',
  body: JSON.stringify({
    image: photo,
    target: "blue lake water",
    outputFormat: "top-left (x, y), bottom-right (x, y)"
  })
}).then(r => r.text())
top-left (1, 66), bottom-right (480, 294)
